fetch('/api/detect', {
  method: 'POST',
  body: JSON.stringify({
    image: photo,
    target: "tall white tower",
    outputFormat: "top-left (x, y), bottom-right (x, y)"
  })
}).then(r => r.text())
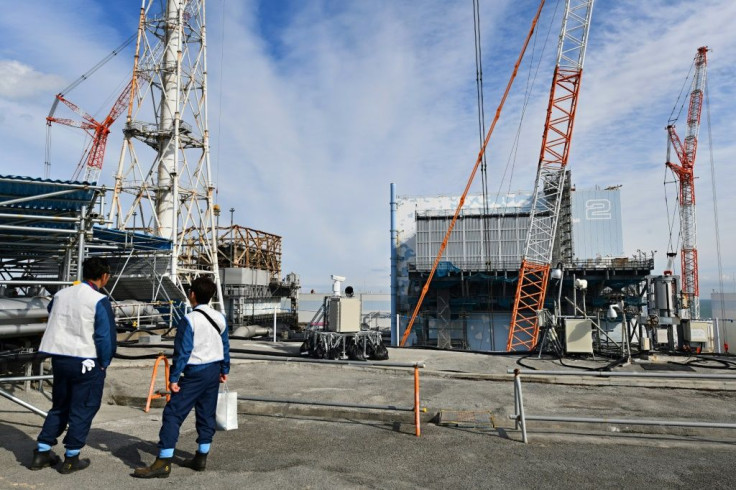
top-left (109, 0), bottom-right (222, 307)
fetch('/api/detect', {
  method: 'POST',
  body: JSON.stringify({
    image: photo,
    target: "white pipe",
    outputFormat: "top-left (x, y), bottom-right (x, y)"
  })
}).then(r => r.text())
top-left (0, 309), bottom-right (49, 323)
top-left (232, 325), bottom-right (269, 338)
top-left (0, 323), bottom-right (47, 338)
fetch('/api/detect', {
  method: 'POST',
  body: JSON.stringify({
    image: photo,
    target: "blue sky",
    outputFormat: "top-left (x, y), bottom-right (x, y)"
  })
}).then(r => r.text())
top-left (0, 0), bottom-right (735, 297)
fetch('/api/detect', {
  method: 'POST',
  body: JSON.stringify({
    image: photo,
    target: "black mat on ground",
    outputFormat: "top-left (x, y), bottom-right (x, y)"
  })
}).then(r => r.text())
top-left (639, 363), bottom-right (695, 372)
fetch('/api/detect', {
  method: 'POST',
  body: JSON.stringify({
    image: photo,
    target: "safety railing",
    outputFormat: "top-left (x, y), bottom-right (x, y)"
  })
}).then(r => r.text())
top-left (144, 354), bottom-right (171, 412)
top-left (235, 355), bottom-right (426, 437)
top-left (0, 375), bottom-right (54, 417)
top-left (508, 368), bottom-right (736, 443)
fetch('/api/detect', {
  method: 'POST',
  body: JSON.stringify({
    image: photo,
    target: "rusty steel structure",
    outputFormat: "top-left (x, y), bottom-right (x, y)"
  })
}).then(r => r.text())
top-left (215, 225), bottom-right (282, 280)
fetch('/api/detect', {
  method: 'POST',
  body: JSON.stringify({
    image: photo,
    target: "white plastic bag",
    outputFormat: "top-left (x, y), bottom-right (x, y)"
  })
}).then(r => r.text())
top-left (215, 383), bottom-right (238, 431)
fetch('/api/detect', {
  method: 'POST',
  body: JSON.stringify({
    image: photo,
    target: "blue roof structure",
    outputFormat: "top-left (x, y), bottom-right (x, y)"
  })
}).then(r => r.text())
top-left (93, 227), bottom-right (172, 251)
top-left (0, 175), bottom-right (97, 212)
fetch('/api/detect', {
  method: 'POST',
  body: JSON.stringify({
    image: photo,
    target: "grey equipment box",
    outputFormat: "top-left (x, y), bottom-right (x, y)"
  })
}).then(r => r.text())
top-left (564, 318), bottom-right (593, 354)
top-left (327, 297), bottom-right (362, 333)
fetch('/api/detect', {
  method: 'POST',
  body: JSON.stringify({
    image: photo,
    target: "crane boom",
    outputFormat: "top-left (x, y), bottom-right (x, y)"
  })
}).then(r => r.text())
top-left (666, 46), bottom-right (708, 320)
top-left (46, 78), bottom-right (133, 183)
top-left (506, 0), bottom-right (595, 352)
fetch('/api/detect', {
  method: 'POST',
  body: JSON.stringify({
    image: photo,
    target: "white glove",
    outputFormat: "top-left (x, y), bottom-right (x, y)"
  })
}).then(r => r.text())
top-left (81, 359), bottom-right (96, 374)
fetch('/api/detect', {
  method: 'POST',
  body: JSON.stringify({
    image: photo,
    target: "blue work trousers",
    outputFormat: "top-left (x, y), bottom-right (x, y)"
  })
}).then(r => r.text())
top-left (37, 356), bottom-right (106, 450)
top-left (158, 363), bottom-right (220, 450)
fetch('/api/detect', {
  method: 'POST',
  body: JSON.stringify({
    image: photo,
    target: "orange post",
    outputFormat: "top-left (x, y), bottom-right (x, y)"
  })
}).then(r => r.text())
top-left (144, 354), bottom-right (171, 413)
top-left (414, 365), bottom-right (421, 437)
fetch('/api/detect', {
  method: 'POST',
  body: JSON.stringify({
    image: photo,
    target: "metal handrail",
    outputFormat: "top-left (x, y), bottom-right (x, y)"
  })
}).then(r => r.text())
top-left (0, 375), bottom-right (54, 418)
top-left (235, 356), bottom-right (426, 436)
top-left (507, 368), bottom-right (736, 380)
top-left (508, 368), bottom-right (736, 443)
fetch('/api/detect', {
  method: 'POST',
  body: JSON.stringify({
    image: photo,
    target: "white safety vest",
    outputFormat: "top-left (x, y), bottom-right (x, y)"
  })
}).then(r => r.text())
top-left (40, 283), bottom-right (106, 359)
top-left (186, 305), bottom-right (226, 365)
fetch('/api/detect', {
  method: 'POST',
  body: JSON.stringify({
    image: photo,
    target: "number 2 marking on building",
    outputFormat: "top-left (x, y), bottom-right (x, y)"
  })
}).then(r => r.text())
top-left (586, 199), bottom-right (611, 220)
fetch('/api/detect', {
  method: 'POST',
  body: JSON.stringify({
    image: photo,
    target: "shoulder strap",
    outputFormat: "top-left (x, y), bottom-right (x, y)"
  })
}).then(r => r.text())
top-left (192, 308), bottom-right (223, 335)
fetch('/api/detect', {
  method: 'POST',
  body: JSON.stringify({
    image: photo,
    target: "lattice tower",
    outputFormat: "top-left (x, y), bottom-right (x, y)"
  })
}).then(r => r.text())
top-left (108, 0), bottom-right (222, 308)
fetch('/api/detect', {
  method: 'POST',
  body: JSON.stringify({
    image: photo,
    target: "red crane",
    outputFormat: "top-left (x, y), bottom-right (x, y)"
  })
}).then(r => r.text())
top-left (666, 46), bottom-right (708, 320)
top-left (46, 78), bottom-right (133, 183)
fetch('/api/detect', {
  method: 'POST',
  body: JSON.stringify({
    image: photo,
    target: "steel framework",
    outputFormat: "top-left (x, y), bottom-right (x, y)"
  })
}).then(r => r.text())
top-left (666, 46), bottom-right (708, 321)
top-left (216, 225), bottom-right (282, 280)
top-left (506, 0), bottom-right (595, 351)
top-left (107, 0), bottom-right (223, 308)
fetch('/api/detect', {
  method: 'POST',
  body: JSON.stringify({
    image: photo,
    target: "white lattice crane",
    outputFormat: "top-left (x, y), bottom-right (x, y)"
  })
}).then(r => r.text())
top-left (506, 0), bottom-right (595, 351)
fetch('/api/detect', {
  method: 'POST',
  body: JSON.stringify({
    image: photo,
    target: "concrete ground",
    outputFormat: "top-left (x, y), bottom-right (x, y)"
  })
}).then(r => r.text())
top-left (2, 341), bottom-right (736, 488)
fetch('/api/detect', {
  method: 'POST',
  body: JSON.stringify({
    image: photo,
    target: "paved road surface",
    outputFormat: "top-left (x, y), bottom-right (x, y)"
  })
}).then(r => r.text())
top-left (2, 344), bottom-right (736, 488)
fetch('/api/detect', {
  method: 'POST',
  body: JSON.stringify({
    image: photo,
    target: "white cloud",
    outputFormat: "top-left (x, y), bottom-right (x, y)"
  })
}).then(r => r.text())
top-left (0, 0), bottom-right (734, 297)
top-left (0, 60), bottom-right (65, 99)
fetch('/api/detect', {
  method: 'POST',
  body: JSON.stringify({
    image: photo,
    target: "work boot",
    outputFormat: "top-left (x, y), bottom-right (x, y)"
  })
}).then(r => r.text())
top-left (132, 458), bottom-right (172, 479)
top-left (181, 451), bottom-right (208, 471)
top-left (59, 455), bottom-right (91, 474)
top-left (29, 449), bottom-right (60, 470)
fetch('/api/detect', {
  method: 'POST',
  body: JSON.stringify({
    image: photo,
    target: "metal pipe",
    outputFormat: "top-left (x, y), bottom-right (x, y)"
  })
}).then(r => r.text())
top-left (414, 365), bottom-right (421, 437)
top-left (0, 323), bottom-right (47, 338)
top-left (237, 395), bottom-right (413, 412)
top-left (0, 309), bottom-right (49, 322)
top-left (514, 371), bottom-right (527, 443)
top-left (0, 188), bottom-right (79, 207)
top-left (0, 386), bottom-right (48, 417)
top-left (231, 325), bottom-right (270, 338)
top-left (513, 373), bottom-right (519, 430)
top-left (233, 354), bottom-right (425, 369)
top-left (119, 346), bottom-right (425, 369)
top-left (0, 177), bottom-right (101, 189)
top-left (24, 358), bottom-right (32, 392)
top-left (508, 414), bottom-right (736, 430)
top-left (0, 224), bottom-right (77, 234)
top-left (0, 212), bottom-right (80, 222)
top-left (0, 375), bottom-right (53, 383)
top-left (0, 241), bottom-right (65, 249)
top-left (0, 280), bottom-right (73, 285)
top-left (507, 369), bottom-right (736, 380)
top-left (77, 205), bottom-right (86, 282)
top-left (390, 182), bottom-right (398, 347)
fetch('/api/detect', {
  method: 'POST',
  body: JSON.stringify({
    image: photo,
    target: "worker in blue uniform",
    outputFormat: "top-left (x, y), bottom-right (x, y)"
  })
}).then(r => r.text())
top-left (133, 276), bottom-right (230, 478)
top-left (30, 257), bottom-right (116, 473)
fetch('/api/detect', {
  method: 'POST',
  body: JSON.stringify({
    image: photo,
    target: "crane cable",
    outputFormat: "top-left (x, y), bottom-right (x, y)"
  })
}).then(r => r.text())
top-left (472, 0), bottom-right (497, 338)
top-left (704, 77), bottom-right (726, 322)
top-left (43, 33), bottom-right (136, 179)
top-left (663, 56), bottom-right (696, 259)
top-left (473, 0), bottom-right (490, 266)
top-left (400, 0), bottom-right (547, 347)
top-left (663, 164), bottom-right (681, 257)
top-left (494, 0), bottom-right (561, 204)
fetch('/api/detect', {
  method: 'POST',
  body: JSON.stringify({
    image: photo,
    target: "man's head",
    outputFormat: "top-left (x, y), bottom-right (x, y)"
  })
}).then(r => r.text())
top-left (82, 257), bottom-right (111, 282)
top-left (188, 276), bottom-right (216, 305)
